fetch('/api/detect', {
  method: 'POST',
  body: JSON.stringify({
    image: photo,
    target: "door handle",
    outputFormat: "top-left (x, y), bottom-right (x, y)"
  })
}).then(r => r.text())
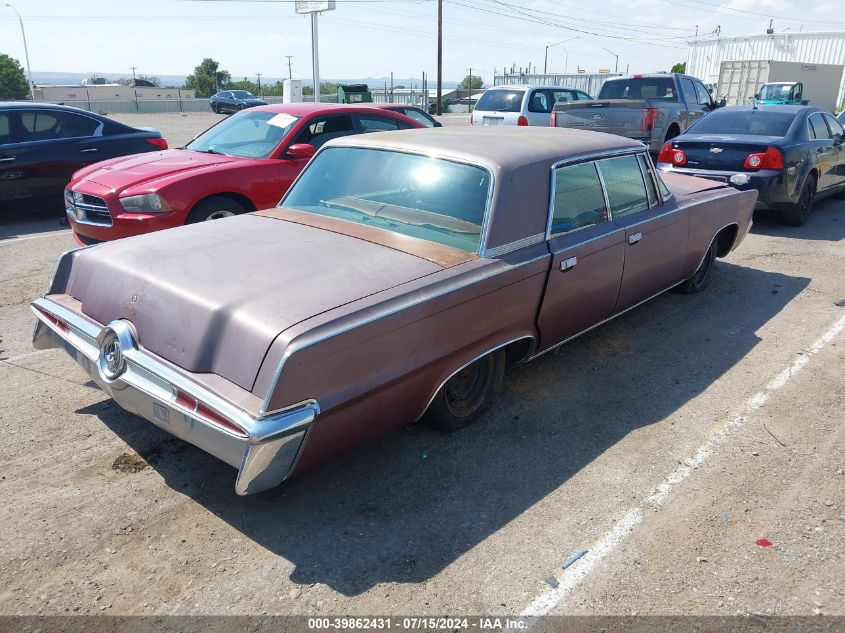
top-left (0, 156), bottom-right (16, 162)
top-left (560, 256), bottom-right (577, 272)
top-left (628, 232), bottom-right (642, 245)
top-left (80, 147), bottom-right (98, 153)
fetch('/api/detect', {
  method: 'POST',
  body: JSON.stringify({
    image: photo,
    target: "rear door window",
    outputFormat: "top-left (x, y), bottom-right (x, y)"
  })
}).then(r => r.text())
top-left (528, 90), bottom-right (552, 113)
top-left (809, 113), bottom-right (831, 140)
top-left (551, 161), bottom-right (608, 236)
top-left (597, 154), bottom-right (650, 218)
top-left (295, 114), bottom-right (354, 149)
top-left (475, 89), bottom-right (524, 113)
top-left (823, 113), bottom-right (844, 138)
top-left (694, 81), bottom-right (713, 106)
top-left (0, 113), bottom-right (11, 145)
top-left (20, 110), bottom-right (99, 141)
top-left (397, 108), bottom-right (434, 127)
top-left (357, 114), bottom-right (405, 133)
top-left (680, 78), bottom-right (697, 106)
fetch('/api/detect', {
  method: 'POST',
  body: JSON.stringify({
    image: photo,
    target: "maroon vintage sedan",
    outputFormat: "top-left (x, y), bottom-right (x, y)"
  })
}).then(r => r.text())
top-left (32, 127), bottom-right (756, 495)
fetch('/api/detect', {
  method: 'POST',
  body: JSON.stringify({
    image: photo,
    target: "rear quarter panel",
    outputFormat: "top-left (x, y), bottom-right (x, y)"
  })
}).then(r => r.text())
top-left (254, 247), bottom-right (551, 471)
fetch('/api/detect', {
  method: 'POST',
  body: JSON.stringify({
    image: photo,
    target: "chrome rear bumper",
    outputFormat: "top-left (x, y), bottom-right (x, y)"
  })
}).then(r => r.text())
top-left (31, 297), bottom-right (318, 495)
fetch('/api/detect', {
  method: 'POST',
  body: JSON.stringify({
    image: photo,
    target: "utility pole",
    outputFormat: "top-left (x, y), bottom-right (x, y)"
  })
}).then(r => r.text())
top-left (465, 67), bottom-right (472, 110)
top-left (256, 72), bottom-right (262, 96)
top-left (285, 55), bottom-right (293, 80)
top-left (390, 71), bottom-right (393, 103)
top-left (436, 0), bottom-right (442, 115)
top-left (5, 3), bottom-right (34, 100)
top-left (130, 66), bottom-right (137, 82)
top-left (602, 48), bottom-right (619, 73)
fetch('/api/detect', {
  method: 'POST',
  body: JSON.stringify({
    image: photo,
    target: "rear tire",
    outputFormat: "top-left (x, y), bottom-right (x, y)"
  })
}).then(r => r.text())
top-left (780, 175), bottom-right (816, 226)
top-left (676, 237), bottom-right (717, 294)
top-left (186, 196), bottom-right (247, 223)
top-left (236, 103), bottom-right (246, 111)
top-left (211, 103), bottom-right (219, 113)
top-left (424, 349), bottom-right (506, 432)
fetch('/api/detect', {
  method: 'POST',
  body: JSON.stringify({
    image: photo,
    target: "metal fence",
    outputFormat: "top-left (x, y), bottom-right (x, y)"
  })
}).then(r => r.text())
top-left (493, 73), bottom-right (622, 98)
top-left (44, 94), bottom-right (338, 114)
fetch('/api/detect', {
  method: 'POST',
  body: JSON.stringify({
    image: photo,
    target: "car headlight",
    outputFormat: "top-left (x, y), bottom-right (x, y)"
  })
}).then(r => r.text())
top-left (119, 193), bottom-right (172, 213)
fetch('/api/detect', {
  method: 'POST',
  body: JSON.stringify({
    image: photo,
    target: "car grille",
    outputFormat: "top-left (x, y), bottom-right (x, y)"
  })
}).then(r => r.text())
top-left (65, 190), bottom-right (112, 226)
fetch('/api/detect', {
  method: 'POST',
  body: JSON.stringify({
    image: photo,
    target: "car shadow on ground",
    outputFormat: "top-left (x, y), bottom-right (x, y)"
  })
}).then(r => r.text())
top-left (751, 196), bottom-right (845, 241)
top-left (80, 261), bottom-right (809, 596)
top-left (0, 200), bottom-right (68, 240)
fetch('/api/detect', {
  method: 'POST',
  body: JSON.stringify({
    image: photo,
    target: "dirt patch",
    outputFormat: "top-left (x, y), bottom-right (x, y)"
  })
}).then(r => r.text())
top-left (111, 452), bottom-right (148, 473)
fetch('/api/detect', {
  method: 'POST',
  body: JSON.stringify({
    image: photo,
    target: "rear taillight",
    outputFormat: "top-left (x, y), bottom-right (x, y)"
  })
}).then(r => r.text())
top-left (642, 108), bottom-right (659, 132)
top-left (470, 112), bottom-right (474, 125)
top-left (517, 115), bottom-right (528, 126)
top-left (34, 306), bottom-right (70, 335)
top-left (744, 146), bottom-right (784, 171)
top-left (146, 137), bottom-right (168, 150)
top-left (657, 142), bottom-right (686, 166)
top-left (550, 111), bottom-right (557, 127)
top-left (173, 389), bottom-right (248, 437)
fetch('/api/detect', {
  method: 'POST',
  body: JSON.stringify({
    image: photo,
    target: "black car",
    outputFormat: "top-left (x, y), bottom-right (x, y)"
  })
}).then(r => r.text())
top-left (656, 105), bottom-right (845, 226)
top-left (371, 104), bottom-right (442, 127)
top-left (0, 102), bottom-right (167, 210)
top-left (209, 90), bottom-right (268, 114)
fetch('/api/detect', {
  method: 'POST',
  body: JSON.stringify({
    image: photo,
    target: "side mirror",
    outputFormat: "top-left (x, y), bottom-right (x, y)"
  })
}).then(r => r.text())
top-left (718, 97), bottom-right (727, 108)
top-left (287, 143), bottom-right (316, 160)
top-left (754, 92), bottom-right (760, 100)
top-left (834, 133), bottom-right (844, 146)
top-left (433, 121), bottom-right (443, 128)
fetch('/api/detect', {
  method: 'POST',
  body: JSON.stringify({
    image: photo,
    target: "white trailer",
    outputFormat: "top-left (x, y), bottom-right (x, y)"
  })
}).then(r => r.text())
top-left (716, 60), bottom-right (843, 112)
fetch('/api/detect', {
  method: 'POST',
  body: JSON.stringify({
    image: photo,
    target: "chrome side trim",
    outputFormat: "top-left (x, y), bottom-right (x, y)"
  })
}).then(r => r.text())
top-left (481, 233), bottom-right (545, 257)
top-left (259, 253), bottom-right (551, 417)
top-left (31, 297), bottom-right (319, 495)
top-left (414, 334), bottom-right (537, 422)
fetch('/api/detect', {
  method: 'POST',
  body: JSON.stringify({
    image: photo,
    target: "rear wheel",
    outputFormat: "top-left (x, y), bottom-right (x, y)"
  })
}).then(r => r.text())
top-left (781, 175), bottom-right (816, 226)
top-left (186, 196), bottom-right (247, 223)
top-left (425, 349), bottom-right (506, 432)
top-left (236, 103), bottom-right (246, 111)
top-left (211, 103), bottom-right (219, 113)
top-left (676, 237), bottom-right (717, 294)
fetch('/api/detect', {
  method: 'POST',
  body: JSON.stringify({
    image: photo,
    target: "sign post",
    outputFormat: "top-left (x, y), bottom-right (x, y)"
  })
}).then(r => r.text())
top-left (295, 0), bottom-right (336, 103)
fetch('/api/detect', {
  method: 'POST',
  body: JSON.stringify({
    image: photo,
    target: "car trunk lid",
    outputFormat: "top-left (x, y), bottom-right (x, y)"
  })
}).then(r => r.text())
top-left (552, 99), bottom-right (649, 137)
top-left (669, 134), bottom-right (781, 171)
top-left (63, 214), bottom-right (444, 391)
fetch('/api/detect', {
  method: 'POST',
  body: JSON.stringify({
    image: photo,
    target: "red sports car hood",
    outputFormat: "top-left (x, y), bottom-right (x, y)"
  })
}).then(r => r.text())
top-left (60, 214), bottom-right (444, 392)
top-left (72, 149), bottom-right (246, 191)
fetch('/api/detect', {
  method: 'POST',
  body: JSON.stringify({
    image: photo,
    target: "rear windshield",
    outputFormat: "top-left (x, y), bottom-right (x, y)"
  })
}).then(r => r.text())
top-left (598, 77), bottom-right (677, 101)
top-left (282, 147), bottom-right (491, 253)
top-left (475, 89), bottom-right (524, 113)
top-left (687, 109), bottom-right (797, 137)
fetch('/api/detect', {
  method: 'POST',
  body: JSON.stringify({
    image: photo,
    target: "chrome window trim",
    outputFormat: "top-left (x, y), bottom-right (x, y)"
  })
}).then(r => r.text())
top-left (259, 251), bottom-right (550, 417)
top-left (636, 153), bottom-right (660, 209)
top-left (482, 232), bottom-right (545, 257)
top-left (277, 144), bottom-right (495, 257)
top-left (546, 161), bottom-right (611, 240)
top-left (414, 334), bottom-right (536, 422)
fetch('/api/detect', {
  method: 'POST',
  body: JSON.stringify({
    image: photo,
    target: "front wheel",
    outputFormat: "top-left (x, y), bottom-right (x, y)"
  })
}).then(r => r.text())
top-left (781, 176), bottom-right (816, 226)
top-left (676, 237), bottom-right (717, 294)
top-left (211, 103), bottom-right (219, 113)
top-left (424, 349), bottom-right (506, 432)
top-left (186, 196), bottom-right (247, 223)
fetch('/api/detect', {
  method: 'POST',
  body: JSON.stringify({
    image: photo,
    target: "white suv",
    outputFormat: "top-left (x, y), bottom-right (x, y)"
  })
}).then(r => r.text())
top-left (471, 85), bottom-right (593, 127)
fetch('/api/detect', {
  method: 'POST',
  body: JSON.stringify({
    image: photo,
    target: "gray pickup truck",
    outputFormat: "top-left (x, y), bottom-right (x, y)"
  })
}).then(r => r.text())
top-left (551, 73), bottom-right (723, 153)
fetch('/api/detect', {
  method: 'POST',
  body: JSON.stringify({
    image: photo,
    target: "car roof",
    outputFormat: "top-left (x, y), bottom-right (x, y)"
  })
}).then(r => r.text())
top-left (365, 102), bottom-right (424, 109)
top-left (248, 102), bottom-right (402, 116)
top-left (0, 101), bottom-right (105, 116)
top-left (713, 104), bottom-right (822, 114)
top-left (326, 126), bottom-right (641, 167)
top-left (484, 85), bottom-right (582, 91)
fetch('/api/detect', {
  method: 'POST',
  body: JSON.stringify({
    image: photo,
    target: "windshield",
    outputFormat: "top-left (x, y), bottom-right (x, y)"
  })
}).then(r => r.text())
top-left (688, 109), bottom-right (797, 137)
top-left (758, 84), bottom-right (792, 100)
top-left (475, 89), bottom-right (524, 113)
top-left (281, 147), bottom-right (492, 252)
top-left (186, 111), bottom-right (299, 159)
top-left (598, 77), bottom-right (677, 101)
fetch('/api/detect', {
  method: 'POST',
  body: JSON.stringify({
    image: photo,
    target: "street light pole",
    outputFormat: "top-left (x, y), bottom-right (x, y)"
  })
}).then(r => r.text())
top-left (5, 3), bottom-right (35, 101)
top-left (544, 37), bottom-right (576, 75)
top-left (602, 48), bottom-right (619, 73)
top-left (436, 0), bottom-right (442, 115)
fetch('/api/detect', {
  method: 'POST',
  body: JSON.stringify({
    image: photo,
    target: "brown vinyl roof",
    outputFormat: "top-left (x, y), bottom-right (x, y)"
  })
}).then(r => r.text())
top-left (325, 127), bottom-right (644, 251)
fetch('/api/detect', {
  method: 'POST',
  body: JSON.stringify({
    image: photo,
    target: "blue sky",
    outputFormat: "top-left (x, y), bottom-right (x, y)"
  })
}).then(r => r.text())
top-left (0, 0), bottom-right (839, 84)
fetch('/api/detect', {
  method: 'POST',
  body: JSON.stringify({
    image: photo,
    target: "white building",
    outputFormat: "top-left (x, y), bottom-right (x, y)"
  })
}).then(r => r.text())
top-left (687, 31), bottom-right (845, 111)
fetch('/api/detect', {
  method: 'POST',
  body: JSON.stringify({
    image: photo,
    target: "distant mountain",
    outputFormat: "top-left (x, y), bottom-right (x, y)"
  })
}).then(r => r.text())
top-left (31, 71), bottom-right (460, 89)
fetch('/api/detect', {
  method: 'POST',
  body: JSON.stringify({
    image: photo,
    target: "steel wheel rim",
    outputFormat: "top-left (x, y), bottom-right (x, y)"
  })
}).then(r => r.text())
top-left (444, 362), bottom-right (486, 418)
top-left (205, 210), bottom-right (236, 221)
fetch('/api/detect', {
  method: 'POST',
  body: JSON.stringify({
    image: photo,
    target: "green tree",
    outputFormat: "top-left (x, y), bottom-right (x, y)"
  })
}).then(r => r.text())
top-left (458, 74), bottom-right (484, 90)
top-left (671, 62), bottom-right (686, 74)
top-left (184, 58), bottom-right (231, 97)
top-left (0, 53), bottom-right (29, 100)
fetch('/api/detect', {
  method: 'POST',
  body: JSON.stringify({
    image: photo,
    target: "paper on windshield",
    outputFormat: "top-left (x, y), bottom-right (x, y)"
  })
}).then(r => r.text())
top-left (267, 113), bottom-right (298, 129)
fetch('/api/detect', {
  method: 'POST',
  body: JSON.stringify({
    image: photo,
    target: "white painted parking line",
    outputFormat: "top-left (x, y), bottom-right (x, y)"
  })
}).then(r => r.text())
top-left (0, 231), bottom-right (70, 246)
top-left (521, 311), bottom-right (845, 618)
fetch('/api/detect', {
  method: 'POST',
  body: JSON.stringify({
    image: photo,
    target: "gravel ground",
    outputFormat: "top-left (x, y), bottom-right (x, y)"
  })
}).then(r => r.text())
top-left (0, 113), bottom-right (843, 620)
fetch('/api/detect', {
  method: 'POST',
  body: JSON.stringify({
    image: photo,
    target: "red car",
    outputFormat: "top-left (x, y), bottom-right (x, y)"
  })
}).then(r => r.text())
top-left (65, 104), bottom-right (423, 244)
